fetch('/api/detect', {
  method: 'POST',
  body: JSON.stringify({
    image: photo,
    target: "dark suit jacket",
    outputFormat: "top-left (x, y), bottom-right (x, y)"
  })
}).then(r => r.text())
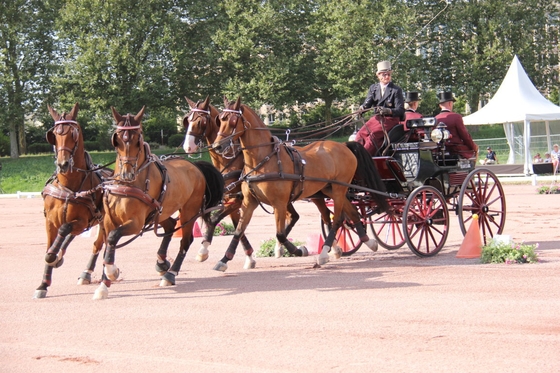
top-left (435, 110), bottom-right (477, 158)
top-left (361, 82), bottom-right (405, 119)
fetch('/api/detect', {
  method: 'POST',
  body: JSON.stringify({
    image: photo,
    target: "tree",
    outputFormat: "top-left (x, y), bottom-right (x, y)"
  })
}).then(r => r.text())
top-left (0, 0), bottom-right (60, 158)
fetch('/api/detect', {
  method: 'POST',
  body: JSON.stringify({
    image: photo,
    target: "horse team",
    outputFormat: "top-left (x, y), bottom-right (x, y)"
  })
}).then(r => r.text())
top-left (35, 97), bottom-right (386, 299)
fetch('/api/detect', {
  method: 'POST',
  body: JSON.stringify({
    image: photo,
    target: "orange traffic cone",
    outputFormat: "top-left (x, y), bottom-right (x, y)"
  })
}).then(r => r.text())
top-left (193, 221), bottom-right (203, 238)
top-left (456, 214), bottom-right (482, 258)
top-left (173, 219), bottom-right (182, 238)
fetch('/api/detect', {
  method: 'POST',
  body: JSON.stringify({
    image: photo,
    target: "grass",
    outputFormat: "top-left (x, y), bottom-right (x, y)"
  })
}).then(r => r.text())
top-left (0, 147), bottom-right (211, 194)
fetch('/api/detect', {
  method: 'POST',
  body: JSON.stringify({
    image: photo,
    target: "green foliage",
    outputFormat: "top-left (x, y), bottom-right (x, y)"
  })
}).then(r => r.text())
top-left (0, 133), bottom-right (10, 156)
top-left (536, 185), bottom-right (560, 194)
top-left (27, 143), bottom-right (53, 154)
top-left (256, 237), bottom-right (305, 258)
top-left (481, 239), bottom-right (539, 264)
top-left (213, 222), bottom-right (235, 236)
top-left (168, 134), bottom-right (185, 148)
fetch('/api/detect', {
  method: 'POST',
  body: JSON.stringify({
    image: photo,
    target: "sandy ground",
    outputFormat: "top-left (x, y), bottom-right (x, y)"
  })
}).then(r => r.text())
top-left (0, 184), bottom-right (559, 373)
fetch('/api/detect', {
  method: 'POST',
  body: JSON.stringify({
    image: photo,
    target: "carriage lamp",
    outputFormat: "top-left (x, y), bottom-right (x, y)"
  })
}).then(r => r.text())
top-left (430, 123), bottom-right (450, 143)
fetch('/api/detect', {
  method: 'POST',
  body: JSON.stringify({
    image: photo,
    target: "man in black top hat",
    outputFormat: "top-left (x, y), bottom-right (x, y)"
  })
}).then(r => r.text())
top-left (435, 91), bottom-right (478, 159)
top-left (401, 91), bottom-right (423, 123)
top-left (354, 60), bottom-right (405, 155)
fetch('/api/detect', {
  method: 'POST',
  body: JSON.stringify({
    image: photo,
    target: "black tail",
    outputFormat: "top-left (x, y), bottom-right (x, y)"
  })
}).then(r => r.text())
top-left (193, 160), bottom-right (224, 209)
top-left (345, 141), bottom-right (389, 212)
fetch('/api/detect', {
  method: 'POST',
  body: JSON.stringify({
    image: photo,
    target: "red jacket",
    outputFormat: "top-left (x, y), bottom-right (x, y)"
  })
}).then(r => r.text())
top-left (435, 110), bottom-right (477, 158)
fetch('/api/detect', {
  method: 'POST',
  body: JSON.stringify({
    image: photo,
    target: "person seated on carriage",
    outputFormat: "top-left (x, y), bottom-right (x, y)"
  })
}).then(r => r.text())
top-left (400, 91), bottom-right (424, 141)
top-left (354, 60), bottom-right (405, 156)
top-left (435, 91), bottom-right (478, 159)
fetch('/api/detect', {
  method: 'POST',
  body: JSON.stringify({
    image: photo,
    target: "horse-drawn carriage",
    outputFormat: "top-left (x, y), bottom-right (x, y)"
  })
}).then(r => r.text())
top-left (320, 116), bottom-right (506, 258)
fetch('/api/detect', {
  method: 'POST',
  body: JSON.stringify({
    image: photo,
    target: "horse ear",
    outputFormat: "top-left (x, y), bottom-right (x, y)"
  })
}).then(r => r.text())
top-left (111, 132), bottom-right (119, 147)
top-left (48, 105), bottom-right (59, 121)
top-left (46, 129), bottom-right (56, 145)
top-left (202, 95), bottom-right (210, 110)
top-left (223, 95), bottom-right (229, 108)
top-left (134, 106), bottom-right (146, 123)
top-left (69, 102), bottom-right (79, 119)
top-left (185, 96), bottom-right (197, 109)
top-left (234, 96), bottom-right (241, 110)
top-left (111, 106), bottom-right (122, 123)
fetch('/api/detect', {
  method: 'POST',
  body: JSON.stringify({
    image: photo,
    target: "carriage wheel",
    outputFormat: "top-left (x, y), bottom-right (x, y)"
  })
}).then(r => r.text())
top-left (457, 168), bottom-right (506, 244)
top-left (320, 200), bottom-right (372, 256)
top-left (402, 186), bottom-right (449, 257)
top-left (369, 199), bottom-right (406, 250)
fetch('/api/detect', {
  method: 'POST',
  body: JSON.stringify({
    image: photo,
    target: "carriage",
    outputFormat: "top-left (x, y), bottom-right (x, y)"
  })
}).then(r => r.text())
top-left (319, 116), bottom-right (506, 258)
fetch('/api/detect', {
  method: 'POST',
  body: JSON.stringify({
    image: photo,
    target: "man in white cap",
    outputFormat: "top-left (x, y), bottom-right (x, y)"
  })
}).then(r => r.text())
top-left (355, 60), bottom-right (404, 155)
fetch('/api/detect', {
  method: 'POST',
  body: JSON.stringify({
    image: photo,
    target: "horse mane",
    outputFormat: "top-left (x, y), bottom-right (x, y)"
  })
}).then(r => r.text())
top-left (193, 160), bottom-right (225, 210)
top-left (240, 104), bottom-right (265, 128)
top-left (345, 141), bottom-right (390, 212)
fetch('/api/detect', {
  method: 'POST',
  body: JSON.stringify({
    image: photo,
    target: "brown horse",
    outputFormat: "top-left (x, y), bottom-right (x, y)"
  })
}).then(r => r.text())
top-left (213, 97), bottom-right (389, 267)
top-left (95, 106), bottom-right (224, 299)
top-left (183, 96), bottom-right (300, 271)
top-left (34, 103), bottom-right (110, 299)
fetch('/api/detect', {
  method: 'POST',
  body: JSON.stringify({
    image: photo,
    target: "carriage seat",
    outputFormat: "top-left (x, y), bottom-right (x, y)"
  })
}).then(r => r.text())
top-left (376, 124), bottom-right (411, 156)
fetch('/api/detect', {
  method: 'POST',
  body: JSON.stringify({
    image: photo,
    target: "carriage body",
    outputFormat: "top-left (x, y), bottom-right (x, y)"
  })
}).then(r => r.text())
top-left (323, 117), bottom-right (506, 257)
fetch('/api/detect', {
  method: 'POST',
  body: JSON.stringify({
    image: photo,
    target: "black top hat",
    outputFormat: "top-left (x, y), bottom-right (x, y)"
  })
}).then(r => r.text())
top-left (404, 91), bottom-right (421, 103)
top-left (438, 91), bottom-right (456, 103)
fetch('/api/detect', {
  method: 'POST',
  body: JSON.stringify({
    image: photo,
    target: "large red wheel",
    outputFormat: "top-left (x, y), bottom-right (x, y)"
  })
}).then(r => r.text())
top-left (369, 199), bottom-right (406, 250)
top-left (457, 168), bottom-right (506, 244)
top-left (320, 199), bottom-right (373, 256)
top-left (402, 186), bottom-right (449, 257)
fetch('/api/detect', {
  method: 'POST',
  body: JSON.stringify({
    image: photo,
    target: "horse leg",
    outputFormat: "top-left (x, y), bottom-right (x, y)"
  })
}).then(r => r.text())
top-left (78, 225), bottom-right (105, 285)
top-left (274, 204), bottom-right (308, 258)
top-left (273, 203), bottom-right (301, 258)
top-left (317, 188), bottom-right (349, 265)
top-left (33, 224), bottom-right (75, 299)
top-left (160, 218), bottom-right (194, 286)
top-left (342, 198), bottom-right (378, 252)
top-left (93, 246), bottom-right (111, 300)
top-left (196, 203), bottom-right (234, 262)
top-left (155, 218), bottom-right (175, 275)
top-left (214, 196), bottom-right (258, 272)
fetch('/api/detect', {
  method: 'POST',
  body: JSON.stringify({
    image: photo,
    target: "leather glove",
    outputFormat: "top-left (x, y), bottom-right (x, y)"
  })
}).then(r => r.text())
top-left (378, 107), bottom-right (392, 116)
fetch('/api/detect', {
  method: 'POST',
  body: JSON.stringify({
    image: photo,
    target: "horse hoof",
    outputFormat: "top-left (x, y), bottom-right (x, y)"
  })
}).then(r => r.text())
top-left (299, 246), bottom-right (309, 257)
top-left (33, 290), bottom-right (47, 299)
top-left (105, 265), bottom-right (121, 281)
top-left (196, 253), bottom-right (209, 262)
top-left (77, 272), bottom-right (92, 285)
top-left (365, 239), bottom-right (378, 252)
top-left (92, 283), bottom-right (108, 300)
top-left (155, 260), bottom-right (171, 275)
top-left (316, 254), bottom-right (329, 266)
top-left (213, 261), bottom-right (228, 272)
top-left (243, 257), bottom-right (256, 270)
top-left (330, 245), bottom-right (342, 259)
top-left (159, 272), bottom-right (176, 286)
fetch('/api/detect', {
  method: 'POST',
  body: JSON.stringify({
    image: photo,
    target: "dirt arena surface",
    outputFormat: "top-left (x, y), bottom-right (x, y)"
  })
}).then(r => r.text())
top-left (0, 183), bottom-right (559, 373)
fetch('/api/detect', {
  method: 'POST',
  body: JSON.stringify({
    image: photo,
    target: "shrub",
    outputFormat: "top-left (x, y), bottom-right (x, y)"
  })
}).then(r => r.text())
top-left (27, 143), bottom-right (53, 154)
top-left (168, 134), bottom-right (185, 148)
top-left (481, 239), bottom-right (539, 264)
top-left (213, 221), bottom-right (235, 236)
top-left (148, 142), bottom-right (160, 150)
top-left (256, 237), bottom-right (305, 257)
top-left (537, 185), bottom-right (560, 194)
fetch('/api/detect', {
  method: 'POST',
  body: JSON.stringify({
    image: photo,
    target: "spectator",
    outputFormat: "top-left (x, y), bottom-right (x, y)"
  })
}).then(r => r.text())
top-left (533, 153), bottom-right (543, 163)
top-left (551, 144), bottom-right (559, 172)
top-left (481, 146), bottom-right (498, 165)
top-left (544, 152), bottom-right (552, 163)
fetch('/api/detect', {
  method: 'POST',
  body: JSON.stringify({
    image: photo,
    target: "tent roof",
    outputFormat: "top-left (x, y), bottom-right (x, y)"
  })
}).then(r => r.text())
top-left (463, 55), bottom-right (560, 125)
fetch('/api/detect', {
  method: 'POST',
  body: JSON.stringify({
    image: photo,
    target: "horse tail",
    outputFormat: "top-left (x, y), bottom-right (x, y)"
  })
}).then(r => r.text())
top-left (193, 160), bottom-right (224, 209)
top-left (345, 141), bottom-right (390, 212)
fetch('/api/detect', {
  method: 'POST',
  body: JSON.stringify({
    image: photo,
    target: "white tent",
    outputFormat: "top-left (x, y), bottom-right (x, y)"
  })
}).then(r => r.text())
top-left (463, 55), bottom-right (560, 174)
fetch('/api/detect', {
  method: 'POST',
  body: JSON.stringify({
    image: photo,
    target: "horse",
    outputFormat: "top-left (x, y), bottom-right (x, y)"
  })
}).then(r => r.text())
top-left (34, 103), bottom-right (111, 299)
top-left (94, 106), bottom-right (224, 299)
top-left (183, 96), bottom-right (300, 271)
top-left (212, 97), bottom-right (389, 267)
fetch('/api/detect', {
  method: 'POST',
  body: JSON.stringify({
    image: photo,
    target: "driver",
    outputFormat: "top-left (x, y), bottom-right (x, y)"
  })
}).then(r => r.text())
top-left (355, 60), bottom-right (405, 155)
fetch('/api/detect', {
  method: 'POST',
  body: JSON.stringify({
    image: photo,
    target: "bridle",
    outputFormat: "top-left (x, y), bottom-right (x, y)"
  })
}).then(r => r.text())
top-left (185, 107), bottom-right (212, 148)
top-left (112, 114), bottom-right (146, 181)
top-left (216, 108), bottom-right (248, 159)
top-left (46, 115), bottom-right (81, 173)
